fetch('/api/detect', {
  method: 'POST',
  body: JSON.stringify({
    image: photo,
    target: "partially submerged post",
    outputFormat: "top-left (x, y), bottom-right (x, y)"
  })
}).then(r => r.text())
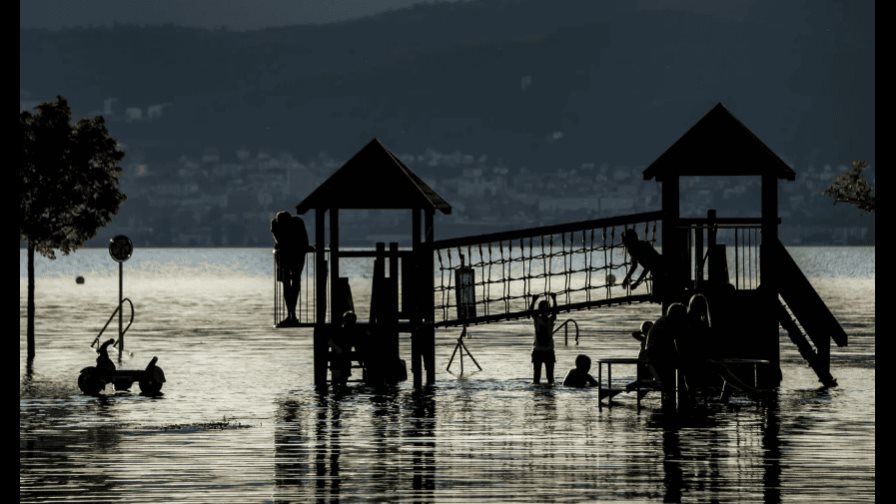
top-left (295, 139), bottom-right (451, 389)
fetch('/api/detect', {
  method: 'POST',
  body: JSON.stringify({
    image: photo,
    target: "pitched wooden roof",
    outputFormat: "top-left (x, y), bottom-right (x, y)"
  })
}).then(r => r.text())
top-left (296, 138), bottom-right (451, 214)
top-left (643, 103), bottom-right (796, 181)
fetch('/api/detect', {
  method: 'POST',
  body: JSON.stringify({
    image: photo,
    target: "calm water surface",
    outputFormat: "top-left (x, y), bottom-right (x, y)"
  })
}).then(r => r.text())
top-left (20, 247), bottom-right (875, 502)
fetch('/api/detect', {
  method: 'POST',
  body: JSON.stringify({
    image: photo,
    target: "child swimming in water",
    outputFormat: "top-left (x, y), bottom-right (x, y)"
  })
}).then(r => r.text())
top-left (562, 354), bottom-right (598, 388)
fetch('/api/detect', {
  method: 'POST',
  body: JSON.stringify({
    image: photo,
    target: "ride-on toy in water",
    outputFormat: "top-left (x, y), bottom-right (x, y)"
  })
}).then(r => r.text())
top-left (78, 338), bottom-right (166, 395)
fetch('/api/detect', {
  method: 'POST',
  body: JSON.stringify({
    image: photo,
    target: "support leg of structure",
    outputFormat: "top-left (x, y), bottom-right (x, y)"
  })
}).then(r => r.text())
top-left (412, 329), bottom-right (422, 388)
top-left (424, 326), bottom-right (436, 386)
top-left (313, 325), bottom-right (329, 388)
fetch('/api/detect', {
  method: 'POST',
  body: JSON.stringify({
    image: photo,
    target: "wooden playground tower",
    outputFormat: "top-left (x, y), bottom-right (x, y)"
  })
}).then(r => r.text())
top-left (295, 139), bottom-right (451, 388)
top-left (643, 103), bottom-right (846, 388)
top-left (289, 103), bottom-right (847, 391)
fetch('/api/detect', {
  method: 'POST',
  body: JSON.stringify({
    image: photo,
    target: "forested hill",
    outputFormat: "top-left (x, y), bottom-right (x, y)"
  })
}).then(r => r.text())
top-left (21, 0), bottom-right (873, 170)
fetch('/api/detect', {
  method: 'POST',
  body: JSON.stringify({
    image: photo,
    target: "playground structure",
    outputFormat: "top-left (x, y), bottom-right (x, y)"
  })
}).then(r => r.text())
top-left (293, 139), bottom-right (449, 388)
top-left (278, 103), bottom-right (848, 395)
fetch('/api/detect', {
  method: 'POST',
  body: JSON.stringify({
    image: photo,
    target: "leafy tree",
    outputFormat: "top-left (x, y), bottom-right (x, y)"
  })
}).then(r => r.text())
top-left (20, 96), bottom-right (126, 360)
top-left (824, 160), bottom-right (875, 212)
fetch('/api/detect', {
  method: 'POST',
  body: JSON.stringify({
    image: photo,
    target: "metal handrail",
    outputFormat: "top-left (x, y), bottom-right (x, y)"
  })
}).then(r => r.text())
top-left (91, 298), bottom-right (134, 348)
top-left (553, 318), bottom-right (580, 346)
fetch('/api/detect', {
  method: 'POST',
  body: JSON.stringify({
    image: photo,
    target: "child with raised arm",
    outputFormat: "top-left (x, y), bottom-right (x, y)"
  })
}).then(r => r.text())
top-left (530, 293), bottom-right (558, 384)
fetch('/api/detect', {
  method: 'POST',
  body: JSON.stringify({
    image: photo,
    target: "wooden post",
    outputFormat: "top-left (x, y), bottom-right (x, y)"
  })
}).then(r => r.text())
top-left (695, 214), bottom-right (705, 289)
top-left (389, 242), bottom-right (399, 292)
top-left (370, 242), bottom-right (385, 385)
top-left (706, 209), bottom-right (717, 287)
top-left (330, 208), bottom-right (340, 325)
top-left (424, 209), bottom-right (436, 385)
top-left (411, 209), bottom-right (423, 388)
top-left (313, 208), bottom-right (328, 387)
top-left (761, 174), bottom-right (782, 384)
top-left (661, 176), bottom-right (680, 310)
top-left (374, 242), bottom-right (385, 322)
top-left (389, 242), bottom-right (401, 372)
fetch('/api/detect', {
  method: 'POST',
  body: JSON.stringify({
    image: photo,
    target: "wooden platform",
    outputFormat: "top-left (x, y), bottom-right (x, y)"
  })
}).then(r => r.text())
top-left (597, 357), bottom-right (772, 410)
top-left (596, 357), bottom-right (660, 410)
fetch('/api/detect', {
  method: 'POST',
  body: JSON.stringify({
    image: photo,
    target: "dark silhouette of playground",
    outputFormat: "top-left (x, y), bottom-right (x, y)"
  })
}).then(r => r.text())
top-left (281, 103), bottom-right (848, 410)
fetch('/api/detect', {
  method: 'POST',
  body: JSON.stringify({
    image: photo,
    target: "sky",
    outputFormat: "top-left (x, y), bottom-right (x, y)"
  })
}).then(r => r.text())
top-left (20, 0), bottom-right (462, 30)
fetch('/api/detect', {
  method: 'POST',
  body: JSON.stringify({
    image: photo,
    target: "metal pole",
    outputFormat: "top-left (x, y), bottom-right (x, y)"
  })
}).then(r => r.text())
top-left (118, 261), bottom-right (124, 361)
top-left (273, 254), bottom-right (276, 325)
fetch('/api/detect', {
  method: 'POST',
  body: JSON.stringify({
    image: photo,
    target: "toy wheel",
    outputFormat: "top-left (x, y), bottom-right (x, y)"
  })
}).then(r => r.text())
top-left (78, 367), bottom-right (104, 395)
top-left (139, 365), bottom-right (165, 395)
top-left (138, 379), bottom-right (163, 395)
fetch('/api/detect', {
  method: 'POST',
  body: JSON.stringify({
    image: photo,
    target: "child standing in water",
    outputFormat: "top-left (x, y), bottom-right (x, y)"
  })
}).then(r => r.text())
top-left (530, 293), bottom-right (558, 384)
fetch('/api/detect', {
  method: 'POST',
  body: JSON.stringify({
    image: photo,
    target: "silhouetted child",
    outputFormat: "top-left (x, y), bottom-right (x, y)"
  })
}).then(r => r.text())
top-left (96, 338), bottom-right (116, 383)
top-left (563, 354), bottom-right (598, 388)
top-left (646, 303), bottom-right (688, 410)
top-left (685, 293), bottom-right (712, 356)
top-left (626, 320), bottom-right (654, 391)
top-left (679, 293), bottom-right (713, 393)
top-left (530, 293), bottom-right (558, 384)
top-left (630, 320), bottom-right (653, 354)
top-left (621, 229), bottom-right (664, 297)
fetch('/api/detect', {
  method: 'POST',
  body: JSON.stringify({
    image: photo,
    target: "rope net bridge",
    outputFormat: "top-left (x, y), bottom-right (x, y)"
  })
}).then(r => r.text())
top-left (431, 211), bottom-right (663, 327)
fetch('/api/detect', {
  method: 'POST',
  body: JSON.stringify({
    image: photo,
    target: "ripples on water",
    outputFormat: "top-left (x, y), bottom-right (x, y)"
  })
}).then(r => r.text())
top-left (20, 248), bottom-right (874, 502)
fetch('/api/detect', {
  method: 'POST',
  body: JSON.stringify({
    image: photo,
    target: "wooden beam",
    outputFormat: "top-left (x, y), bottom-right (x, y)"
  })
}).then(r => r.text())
top-left (432, 211), bottom-right (663, 249)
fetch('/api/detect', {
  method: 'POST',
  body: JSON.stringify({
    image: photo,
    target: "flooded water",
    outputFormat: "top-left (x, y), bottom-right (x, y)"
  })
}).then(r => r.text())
top-left (20, 247), bottom-right (874, 502)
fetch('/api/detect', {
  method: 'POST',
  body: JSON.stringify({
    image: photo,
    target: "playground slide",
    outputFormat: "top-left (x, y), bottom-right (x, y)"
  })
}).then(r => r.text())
top-left (774, 239), bottom-right (848, 348)
top-left (776, 300), bottom-right (838, 387)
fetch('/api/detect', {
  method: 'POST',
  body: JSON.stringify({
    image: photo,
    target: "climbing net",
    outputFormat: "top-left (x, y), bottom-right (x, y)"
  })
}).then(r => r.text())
top-left (433, 215), bottom-right (660, 326)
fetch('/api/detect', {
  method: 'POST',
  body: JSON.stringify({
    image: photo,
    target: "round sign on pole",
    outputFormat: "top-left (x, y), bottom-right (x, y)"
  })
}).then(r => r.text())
top-left (109, 235), bottom-right (133, 262)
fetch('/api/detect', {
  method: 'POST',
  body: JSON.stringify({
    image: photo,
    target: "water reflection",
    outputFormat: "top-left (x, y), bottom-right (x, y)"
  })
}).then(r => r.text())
top-left (20, 398), bottom-right (124, 501)
top-left (274, 387), bottom-right (438, 503)
top-left (315, 393), bottom-right (341, 501)
top-left (274, 396), bottom-right (308, 492)
top-left (404, 389), bottom-right (436, 499)
top-left (762, 394), bottom-right (782, 504)
top-left (661, 424), bottom-right (683, 503)
top-left (626, 395), bottom-right (785, 503)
